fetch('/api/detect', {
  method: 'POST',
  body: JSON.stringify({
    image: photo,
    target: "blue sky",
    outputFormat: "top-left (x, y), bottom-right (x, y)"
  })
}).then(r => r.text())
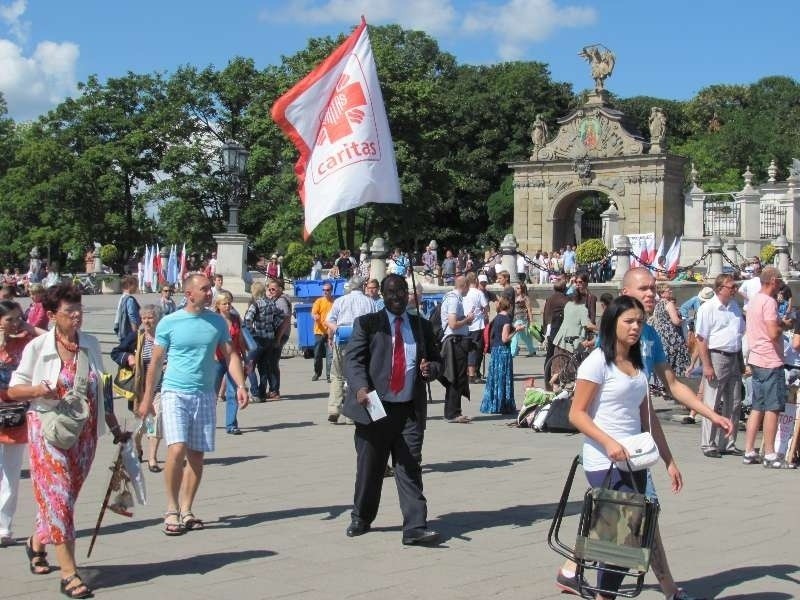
top-left (1, 0), bottom-right (798, 121)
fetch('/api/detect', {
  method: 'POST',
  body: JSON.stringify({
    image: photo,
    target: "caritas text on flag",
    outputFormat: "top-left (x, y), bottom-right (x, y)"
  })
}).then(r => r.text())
top-left (271, 17), bottom-right (401, 238)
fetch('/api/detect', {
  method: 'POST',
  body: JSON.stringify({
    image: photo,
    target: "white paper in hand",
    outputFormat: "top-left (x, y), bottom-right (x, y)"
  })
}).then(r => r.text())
top-left (366, 390), bottom-right (387, 422)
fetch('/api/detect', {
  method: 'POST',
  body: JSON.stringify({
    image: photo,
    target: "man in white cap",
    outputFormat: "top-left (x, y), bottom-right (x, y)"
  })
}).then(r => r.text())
top-left (694, 274), bottom-right (745, 458)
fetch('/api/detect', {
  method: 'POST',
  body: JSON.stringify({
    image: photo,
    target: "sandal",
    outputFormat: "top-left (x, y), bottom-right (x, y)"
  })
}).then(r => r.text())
top-left (447, 415), bottom-right (472, 424)
top-left (60, 573), bottom-right (93, 599)
top-left (26, 536), bottom-right (51, 575)
top-left (163, 511), bottom-right (185, 536)
top-left (148, 462), bottom-right (163, 473)
top-left (181, 511), bottom-right (205, 531)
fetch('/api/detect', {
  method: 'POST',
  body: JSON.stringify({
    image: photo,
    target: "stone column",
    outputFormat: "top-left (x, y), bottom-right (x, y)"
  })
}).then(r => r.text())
top-left (781, 177), bottom-right (798, 261)
top-left (369, 237), bottom-right (388, 283)
top-left (600, 203), bottom-right (620, 250)
top-left (706, 235), bottom-right (723, 279)
top-left (682, 170), bottom-right (706, 263)
top-left (500, 234), bottom-right (519, 284)
top-left (573, 207), bottom-right (583, 246)
top-left (612, 235), bottom-right (631, 283)
top-left (724, 239), bottom-right (739, 271)
top-left (774, 234), bottom-right (790, 276)
top-left (738, 167), bottom-right (762, 258)
top-left (213, 233), bottom-right (248, 297)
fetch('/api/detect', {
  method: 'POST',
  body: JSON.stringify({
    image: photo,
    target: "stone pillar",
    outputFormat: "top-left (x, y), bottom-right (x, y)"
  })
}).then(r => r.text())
top-left (682, 172), bottom-right (706, 262)
top-left (774, 234), bottom-right (790, 276)
top-left (724, 239), bottom-right (739, 271)
top-left (600, 203), bottom-right (620, 250)
top-left (92, 255), bottom-right (103, 274)
top-left (781, 177), bottom-right (798, 261)
top-left (369, 237), bottom-right (388, 283)
top-left (707, 235), bottom-right (723, 279)
top-left (573, 207), bottom-right (583, 246)
top-left (500, 234), bottom-right (519, 284)
top-left (738, 167), bottom-right (762, 258)
top-left (213, 233), bottom-right (248, 297)
top-left (612, 235), bottom-right (631, 283)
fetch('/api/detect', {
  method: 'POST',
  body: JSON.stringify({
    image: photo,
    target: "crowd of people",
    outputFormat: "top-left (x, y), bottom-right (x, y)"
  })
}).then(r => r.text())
top-left (0, 241), bottom-right (796, 599)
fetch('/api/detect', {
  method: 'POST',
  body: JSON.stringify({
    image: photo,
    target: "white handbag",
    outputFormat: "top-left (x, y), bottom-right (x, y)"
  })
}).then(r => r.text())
top-left (616, 388), bottom-right (661, 471)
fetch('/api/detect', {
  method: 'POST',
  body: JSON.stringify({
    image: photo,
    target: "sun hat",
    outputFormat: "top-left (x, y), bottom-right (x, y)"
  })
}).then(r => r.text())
top-left (698, 286), bottom-right (715, 301)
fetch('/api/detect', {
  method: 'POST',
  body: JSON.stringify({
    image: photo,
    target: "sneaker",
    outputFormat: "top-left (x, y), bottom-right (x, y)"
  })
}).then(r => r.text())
top-left (555, 570), bottom-right (580, 595)
top-left (669, 588), bottom-right (706, 600)
top-left (763, 454), bottom-right (783, 469)
top-left (742, 451), bottom-right (761, 465)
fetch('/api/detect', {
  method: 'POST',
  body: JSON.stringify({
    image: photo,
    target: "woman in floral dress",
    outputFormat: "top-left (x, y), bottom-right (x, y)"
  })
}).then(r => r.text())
top-left (650, 283), bottom-right (691, 376)
top-left (9, 284), bottom-right (126, 599)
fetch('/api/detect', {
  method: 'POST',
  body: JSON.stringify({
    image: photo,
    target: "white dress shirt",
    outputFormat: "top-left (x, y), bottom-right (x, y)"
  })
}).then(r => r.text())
top-left (695, 295), bottom-right (744, 352)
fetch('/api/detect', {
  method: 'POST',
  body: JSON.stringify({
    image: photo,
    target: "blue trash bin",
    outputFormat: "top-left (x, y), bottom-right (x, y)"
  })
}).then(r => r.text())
top-left (294, 303), bottom-right (316, 350)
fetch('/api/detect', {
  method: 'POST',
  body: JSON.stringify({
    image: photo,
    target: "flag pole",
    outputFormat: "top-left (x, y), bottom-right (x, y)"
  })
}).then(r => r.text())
top-left (406, 260), bottom-right (433, 404)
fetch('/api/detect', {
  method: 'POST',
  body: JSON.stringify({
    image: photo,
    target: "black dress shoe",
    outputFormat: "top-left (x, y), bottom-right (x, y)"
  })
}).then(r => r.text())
top-left (703, 448), bottom-right (722, 458)
top-left (723, 447), bottom-right (744, 456)
top-left (402, 529), bottom-right (439, 546)
top-left (384, 465), bottom-right (395, 478)
top-left (346, 518), bottom-right (370, 537)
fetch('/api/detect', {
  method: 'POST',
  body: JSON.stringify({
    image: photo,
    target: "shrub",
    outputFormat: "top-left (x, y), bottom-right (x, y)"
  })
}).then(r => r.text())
top-left (575, 239), bottom-right (608, 264)
top-left (99, 244), bottom-right (118, 267)
top-left (760, 244), bottom-right (776, 265)
top-left (283, 241), bottom-right (315, 279)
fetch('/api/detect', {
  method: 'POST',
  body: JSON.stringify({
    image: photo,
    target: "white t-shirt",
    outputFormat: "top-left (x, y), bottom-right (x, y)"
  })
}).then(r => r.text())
top-left (576, 348), bottom-right (649, 471)
top-left (739, 277), bottom-right (761, 311)
top-left (463, 286), bottom-right (488, 332)
top-left (441, 291), bottom-right (468, 337)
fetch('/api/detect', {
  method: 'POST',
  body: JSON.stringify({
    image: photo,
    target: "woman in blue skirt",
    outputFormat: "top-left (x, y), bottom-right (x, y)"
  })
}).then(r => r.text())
top-left (480, 297), bottom-right (524, 414)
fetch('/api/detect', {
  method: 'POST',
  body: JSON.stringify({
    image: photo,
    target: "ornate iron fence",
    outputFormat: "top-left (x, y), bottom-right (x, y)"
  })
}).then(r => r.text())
top-left (703, 198), bottom-right (740, 237)
top-left (760, 203), bottom-right (786, 239)
top-left (581, 217), bottom-right (602, 240)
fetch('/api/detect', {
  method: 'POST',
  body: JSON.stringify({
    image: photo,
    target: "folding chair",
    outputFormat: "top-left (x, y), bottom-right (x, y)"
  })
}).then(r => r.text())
top-left (548, 456), bottom-right (660, 598)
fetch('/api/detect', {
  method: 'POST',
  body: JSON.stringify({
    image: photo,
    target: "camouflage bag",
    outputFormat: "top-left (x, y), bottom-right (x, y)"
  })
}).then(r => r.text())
top-left (574, 465), bottom-right (660, 573)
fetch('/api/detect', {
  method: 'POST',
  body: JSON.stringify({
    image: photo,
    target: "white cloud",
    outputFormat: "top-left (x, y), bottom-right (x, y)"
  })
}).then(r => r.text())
top-left (0, 39), bottom-right (79, 120)
top-left (462, 0), bottom-right (596, 60)
top-left (261, 0), bottom-right (595, 61)
top-left (260, 0), bottom-right (457, 35)
top-left (0, 0), bottom-right (29, 44)
top-left (0, 1), bottom-right (79, 120)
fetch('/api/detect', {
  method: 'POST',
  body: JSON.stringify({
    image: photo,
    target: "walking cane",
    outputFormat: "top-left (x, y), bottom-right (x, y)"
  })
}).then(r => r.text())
top-left (87, 445), bottom-right (125, 558)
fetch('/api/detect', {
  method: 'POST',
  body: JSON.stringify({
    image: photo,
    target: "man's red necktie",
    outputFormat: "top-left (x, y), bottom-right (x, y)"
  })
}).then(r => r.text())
top-left (390, 316), bottom-right (406, 394)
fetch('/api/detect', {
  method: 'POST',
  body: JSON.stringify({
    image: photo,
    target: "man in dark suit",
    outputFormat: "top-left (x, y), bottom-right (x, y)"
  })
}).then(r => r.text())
top-left (343, 274), bottom-right (442, 545)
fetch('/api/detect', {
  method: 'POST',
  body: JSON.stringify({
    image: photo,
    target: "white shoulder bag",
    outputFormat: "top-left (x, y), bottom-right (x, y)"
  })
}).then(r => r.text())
top-left (615, 385), bottom-right (660, 471)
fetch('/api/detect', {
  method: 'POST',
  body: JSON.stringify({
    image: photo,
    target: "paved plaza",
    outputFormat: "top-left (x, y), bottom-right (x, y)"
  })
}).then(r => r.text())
top-left (0, 293), bottom-right (798, 599)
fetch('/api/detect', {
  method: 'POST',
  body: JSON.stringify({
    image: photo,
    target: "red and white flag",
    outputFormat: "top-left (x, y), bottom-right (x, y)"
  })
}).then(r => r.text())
top-left (271, 18), bottom-right (401, 238)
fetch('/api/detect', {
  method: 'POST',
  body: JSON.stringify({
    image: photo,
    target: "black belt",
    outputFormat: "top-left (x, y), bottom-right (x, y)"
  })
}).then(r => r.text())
top-left (710, 349), bottom-right (739, 357)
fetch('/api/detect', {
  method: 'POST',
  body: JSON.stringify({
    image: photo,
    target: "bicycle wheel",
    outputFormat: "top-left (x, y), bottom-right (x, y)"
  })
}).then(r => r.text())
top-left (544, 353), bottom-right (570, 391)
top-left (558, 356), bottom-right (579, 390)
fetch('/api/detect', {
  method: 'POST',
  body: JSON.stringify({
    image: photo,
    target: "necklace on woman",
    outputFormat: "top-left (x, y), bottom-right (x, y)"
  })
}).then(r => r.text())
top-left (56, 330), bottom-right (79, 353)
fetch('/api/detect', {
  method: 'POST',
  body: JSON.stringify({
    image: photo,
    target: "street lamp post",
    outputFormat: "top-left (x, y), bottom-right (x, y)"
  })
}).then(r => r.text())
top-left (213, 139), bottom-right (250, 297)
top-left (221, 139), bottom-right (249, 234)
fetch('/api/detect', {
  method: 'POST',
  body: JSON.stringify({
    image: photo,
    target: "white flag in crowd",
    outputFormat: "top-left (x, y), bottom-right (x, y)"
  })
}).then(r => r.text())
top-left (271, 18), bottom-right (401, 238)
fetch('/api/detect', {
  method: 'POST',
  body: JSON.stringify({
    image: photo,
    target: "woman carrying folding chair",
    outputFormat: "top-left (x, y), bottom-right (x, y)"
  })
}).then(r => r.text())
top-left (567, 296), bottom-right (684, 600)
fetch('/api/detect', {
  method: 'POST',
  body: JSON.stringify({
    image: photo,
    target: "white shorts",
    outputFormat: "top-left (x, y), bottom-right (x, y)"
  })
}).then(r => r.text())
top-left (160, 389), bottom-right (216, 452)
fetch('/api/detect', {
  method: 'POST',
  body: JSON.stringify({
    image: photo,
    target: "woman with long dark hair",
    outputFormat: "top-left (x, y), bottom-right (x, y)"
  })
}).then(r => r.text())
top-left (568, 296), bottom-right (682, 600)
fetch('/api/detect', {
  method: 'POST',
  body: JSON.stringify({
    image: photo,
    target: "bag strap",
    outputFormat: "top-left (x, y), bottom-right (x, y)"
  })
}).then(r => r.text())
top-left (73, 344), bottom-right (90, 397)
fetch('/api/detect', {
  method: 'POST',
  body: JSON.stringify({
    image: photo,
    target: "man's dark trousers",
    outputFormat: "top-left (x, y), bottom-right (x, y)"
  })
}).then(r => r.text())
top-left (352, 401), bottom-right (427, 536)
